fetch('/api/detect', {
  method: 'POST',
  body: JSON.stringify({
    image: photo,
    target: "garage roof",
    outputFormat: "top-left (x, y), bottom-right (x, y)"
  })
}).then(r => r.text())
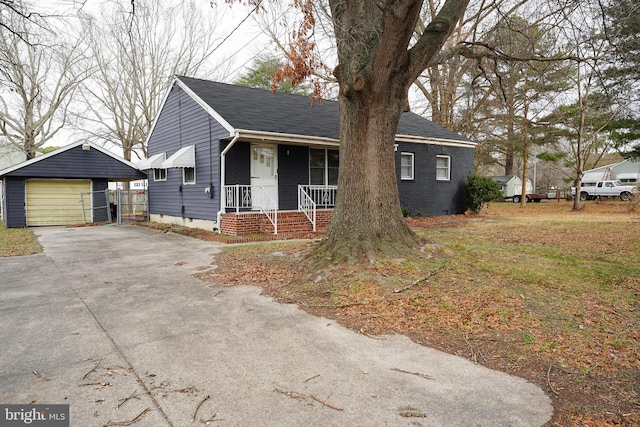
top-left (0, 141), bottom-right (147, 180)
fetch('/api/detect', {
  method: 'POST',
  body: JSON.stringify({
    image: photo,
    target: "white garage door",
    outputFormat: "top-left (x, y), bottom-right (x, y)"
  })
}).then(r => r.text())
top-left (26, 180), bottom-right (91, 226)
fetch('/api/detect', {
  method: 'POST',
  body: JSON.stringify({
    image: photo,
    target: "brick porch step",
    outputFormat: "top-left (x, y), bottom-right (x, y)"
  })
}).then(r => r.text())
top-left (262, 211), bottom-right (313, 234)
top-left (220, 210), bottom-right (333, 236)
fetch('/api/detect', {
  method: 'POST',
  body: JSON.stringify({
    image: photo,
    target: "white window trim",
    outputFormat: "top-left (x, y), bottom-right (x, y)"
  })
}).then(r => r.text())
top-left (309, 148), bottom-right (339, 185)
top-left (183, 167), bottom-right (196, 185)
top-left (436, 155), bottom-right (451, 181)
top-left (400, 152), bottom-right (414, 181)
top-left (153, 168), bottom-right (167, 182)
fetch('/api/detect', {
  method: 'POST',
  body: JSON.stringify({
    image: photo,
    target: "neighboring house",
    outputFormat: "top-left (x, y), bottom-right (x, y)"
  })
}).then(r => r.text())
top-left (491, 175), bottom-right (533, 198)
top-left (109, 179), bottom-right (148, 191)
top-left (582, 159), bottom-right (640, 186)
top-left (0, 141), bottom-right (146, 228)
top-left (139, 76), bottom-right (476, 235)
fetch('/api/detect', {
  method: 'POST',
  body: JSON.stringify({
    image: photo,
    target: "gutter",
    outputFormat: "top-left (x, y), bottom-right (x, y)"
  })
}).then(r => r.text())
top-left (216, 131), bottom-right (240, 233)
top-left (231, 129), bottom-right (340, 147)
top-left (394, 134), bottom-right (477, 148)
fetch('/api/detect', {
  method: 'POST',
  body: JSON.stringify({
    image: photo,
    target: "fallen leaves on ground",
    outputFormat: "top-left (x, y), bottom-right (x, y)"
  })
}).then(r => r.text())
top-left (194, 201), bottom-right (639, 427)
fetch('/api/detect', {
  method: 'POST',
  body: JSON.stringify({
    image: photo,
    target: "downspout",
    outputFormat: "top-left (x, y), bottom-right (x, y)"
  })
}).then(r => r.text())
top-left (216, 131), bottom-right (240, 233)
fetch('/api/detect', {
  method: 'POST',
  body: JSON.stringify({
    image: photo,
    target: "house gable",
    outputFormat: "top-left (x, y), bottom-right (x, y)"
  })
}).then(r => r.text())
top-left (146, 83), bottom-right (229, 221)
top-left (0, 142), bottom-right (145, 180)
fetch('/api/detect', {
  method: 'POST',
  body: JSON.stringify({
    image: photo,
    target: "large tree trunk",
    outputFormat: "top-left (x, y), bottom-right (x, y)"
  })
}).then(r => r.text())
top-left (309, 0), bottom-right (470, 264)
top-left (317, 88), bottom-right (420, 263)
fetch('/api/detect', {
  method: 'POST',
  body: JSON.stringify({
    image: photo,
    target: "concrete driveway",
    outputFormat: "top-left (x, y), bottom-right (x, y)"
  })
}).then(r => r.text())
top-left (0, 225), bottom-right (552, 426)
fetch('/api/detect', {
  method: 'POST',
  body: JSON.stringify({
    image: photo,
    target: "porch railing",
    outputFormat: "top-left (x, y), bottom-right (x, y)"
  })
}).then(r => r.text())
top-left (224, 184), bottom-right (278, 234)
top-left (297, 185), bottom-right (337, 231)
top-left (298, 186), bottom-right (316, 232)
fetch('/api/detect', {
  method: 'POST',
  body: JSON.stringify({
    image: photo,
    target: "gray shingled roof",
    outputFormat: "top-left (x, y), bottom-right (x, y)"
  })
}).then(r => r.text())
top-left (177, 76), bottom-right (472, 143)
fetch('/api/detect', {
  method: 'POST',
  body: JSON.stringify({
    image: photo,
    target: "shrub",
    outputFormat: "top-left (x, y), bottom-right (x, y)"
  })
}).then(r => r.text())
top-left (464, 174), bottom-right (503, 214)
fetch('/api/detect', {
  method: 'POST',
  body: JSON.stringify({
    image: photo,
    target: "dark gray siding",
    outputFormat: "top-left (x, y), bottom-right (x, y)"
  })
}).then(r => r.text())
top-left (4, 177), bottom-right (26, 228)
top-left (92, 179), bottom-right (109, 222)
top-left (222, 143), bottom-right (309, 211)
top-left (396, 143), bottom-right (474, 216)
top-left (147, 85), bottom-right (226, 221)
top-left (3, 146), bottom-right (145, 180)
top-left (223, 141), bottom-right (250, 185)
top-left (278, 145), bottom-right (309, 210)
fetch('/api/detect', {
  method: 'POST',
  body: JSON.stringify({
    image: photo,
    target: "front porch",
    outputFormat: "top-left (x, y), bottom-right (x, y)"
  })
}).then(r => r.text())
top-left (221, 185), bottom-right (337, 236)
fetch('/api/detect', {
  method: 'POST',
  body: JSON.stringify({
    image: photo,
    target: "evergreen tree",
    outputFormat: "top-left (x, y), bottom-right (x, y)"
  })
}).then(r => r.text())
top-left (235, 56), bottom-right (311, 96)
top-left (603, 0), bottom-right (640, 158)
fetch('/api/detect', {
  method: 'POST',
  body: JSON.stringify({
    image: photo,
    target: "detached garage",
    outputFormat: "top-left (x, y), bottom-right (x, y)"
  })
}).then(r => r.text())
top-left (0, 142), bottom-right (146, 228)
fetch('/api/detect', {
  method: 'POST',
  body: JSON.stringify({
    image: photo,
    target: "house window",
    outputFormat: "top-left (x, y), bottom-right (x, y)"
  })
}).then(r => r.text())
top-left (183, 167), bottom-right (196, 185)
top-left (436, 155), bottom-right (451, 181)
top-left (310, 148), bottom-right (339, 185)
top-left (400, 152), bottom-right (414, 180)
top-left (153, 168), bottom-right (167, 181)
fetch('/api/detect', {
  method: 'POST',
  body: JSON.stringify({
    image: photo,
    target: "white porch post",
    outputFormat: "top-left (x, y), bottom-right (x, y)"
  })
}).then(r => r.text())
top-left (217, 131), bottom-right (239, 232)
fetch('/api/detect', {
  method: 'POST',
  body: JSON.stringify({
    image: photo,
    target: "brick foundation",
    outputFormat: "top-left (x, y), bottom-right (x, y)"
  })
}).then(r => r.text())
top-left (220, 210), bottom-right (333, 236)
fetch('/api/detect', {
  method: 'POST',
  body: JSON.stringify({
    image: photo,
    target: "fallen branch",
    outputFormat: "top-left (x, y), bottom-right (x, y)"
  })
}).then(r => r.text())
top-left (464, 335), bottom-right (478, 365)
top-left (391, 367), bottom-right (434, 380)
top-left (275, 295), bottom-right (307, 307)
top-left (310, 302), bottom-right (367, 309)
top-left (310, 394), bottom-right (343, 411)
top-left (546, 364), bottom-right (560, 396)
top-left (32, 370), bottom-right (50, 381)
top-left (79, 382), bottom-right (112, 387)
top-left (273, 388), bottom-right (305, 400)
top-left (400, 410), bottom-right (427, 418)
top-left (103, 408), bottom-right (150, 426)
top-left (201, 413), bottom-right (223, 424)
top-left (191, 395), bottom-right (210, 422)
top-left (303, 374), bottom-right (320, 383)
top-left (393, 262), bottom-right (457, 293)
top-left (82, 359), bottom-right (102, 380)
top-left (359, 328), bottom-right (385, 340)
top-left (337, 302), bottom-right (367, 308)
top-left (117, 390), bottom-right (139, 410)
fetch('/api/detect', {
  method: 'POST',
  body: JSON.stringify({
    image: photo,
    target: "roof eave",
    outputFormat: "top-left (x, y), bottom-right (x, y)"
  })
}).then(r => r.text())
top-left (224, 130), bottom-right (477, 149)
top-left (229, 129), bottom-right (340, 147)
top-left (395, 134), bottom-right (477, 148)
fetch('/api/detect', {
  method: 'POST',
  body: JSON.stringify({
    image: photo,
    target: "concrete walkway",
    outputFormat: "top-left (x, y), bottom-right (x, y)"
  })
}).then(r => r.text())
top-left (0, 226), bottom-right (553, 426)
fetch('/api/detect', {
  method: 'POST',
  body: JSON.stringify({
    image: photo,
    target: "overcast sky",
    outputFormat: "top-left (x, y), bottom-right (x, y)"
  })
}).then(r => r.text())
top-left (24, 0), bottom-right (277, 152)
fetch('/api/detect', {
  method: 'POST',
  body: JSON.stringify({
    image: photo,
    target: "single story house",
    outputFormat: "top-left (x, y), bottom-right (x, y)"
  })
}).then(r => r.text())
top-left (139, 76), bottom-right (476, 235)
top-left (582, 159), bottom-right (640, 186)
top-left (490, 175), bottom-right (533, 198)
top-left (0, 141), bottom-right (146, 227)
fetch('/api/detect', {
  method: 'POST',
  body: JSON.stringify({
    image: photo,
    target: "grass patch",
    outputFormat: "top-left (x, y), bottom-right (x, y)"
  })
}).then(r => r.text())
top-left (0, 221), bottom-right (41, 257)
top-left (195, 201), bottom-right (640, 426)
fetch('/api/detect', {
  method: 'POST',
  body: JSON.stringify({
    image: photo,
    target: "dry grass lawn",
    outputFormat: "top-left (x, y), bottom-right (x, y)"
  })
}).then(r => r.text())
top-left (197, 200), bottom-right (640, 427)
top-left (0, 220), bottom-right (42, 257)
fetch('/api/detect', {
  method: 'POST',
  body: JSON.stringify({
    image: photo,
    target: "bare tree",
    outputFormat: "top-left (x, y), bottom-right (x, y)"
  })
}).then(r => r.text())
top-left (0, 0), bottom-right (88, 159)
top-left (79, 0), bottom-right (220, 162)
top-left (550, 0), bottom-right (619, 211)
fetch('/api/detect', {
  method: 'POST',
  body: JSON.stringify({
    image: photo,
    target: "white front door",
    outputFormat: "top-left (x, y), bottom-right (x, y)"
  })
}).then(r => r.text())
top-left (250, 143), bottom-right (278, 209)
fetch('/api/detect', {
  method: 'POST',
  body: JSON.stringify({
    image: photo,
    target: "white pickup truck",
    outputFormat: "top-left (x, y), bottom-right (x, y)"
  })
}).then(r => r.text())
top-left (571, 180), bottom-right (638, 201)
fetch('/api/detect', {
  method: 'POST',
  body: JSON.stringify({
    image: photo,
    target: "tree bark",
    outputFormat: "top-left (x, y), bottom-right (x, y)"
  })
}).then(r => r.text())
top-left (311, 0), bottom-right (470, 263)
top-left (318, 88), bottom-right (421, 263)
